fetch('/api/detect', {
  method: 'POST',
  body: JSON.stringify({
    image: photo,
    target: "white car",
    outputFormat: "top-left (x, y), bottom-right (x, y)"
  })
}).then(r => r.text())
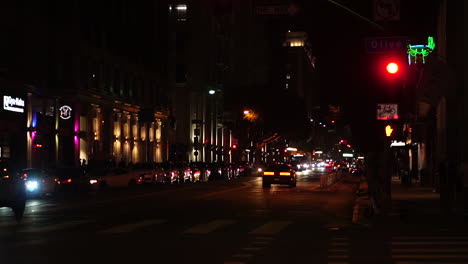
top-left (89, 168), bottom-right (139, 189)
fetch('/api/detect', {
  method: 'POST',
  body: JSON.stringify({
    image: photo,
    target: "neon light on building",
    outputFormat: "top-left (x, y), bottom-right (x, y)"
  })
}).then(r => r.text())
top-left (407, 36), bottom-right (435, 65)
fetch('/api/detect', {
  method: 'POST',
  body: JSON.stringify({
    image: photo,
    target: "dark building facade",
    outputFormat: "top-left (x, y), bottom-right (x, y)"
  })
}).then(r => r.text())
top-left (0, 1), bottom-right (171, 170)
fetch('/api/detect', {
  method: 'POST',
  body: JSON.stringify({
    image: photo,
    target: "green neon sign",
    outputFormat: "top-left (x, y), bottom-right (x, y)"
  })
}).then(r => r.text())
top-left (407, 36), bottom-right (435, 64)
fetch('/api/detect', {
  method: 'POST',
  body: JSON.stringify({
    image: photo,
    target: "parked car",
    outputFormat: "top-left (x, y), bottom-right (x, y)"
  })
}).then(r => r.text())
top-left (160, 162), bottom-right (178, 184)
top-left (236, 161), bottom-right (252, 176)
top-left (173, 162), bottom-right (193, 183)
top-left (153, 163), bottom-right (168, 184)
top-left (88, 167), bottom-right (139, 189)
top-left (190, 162), bottom-right (211, 182)
top-left (0, 167), bottom-right (26, 221)
top-left (133, 162), bottom-right (157, 184)
top-left (207, 162), bottom-right (234, 181)
top-left (19, 168), bottom-right (58, 197)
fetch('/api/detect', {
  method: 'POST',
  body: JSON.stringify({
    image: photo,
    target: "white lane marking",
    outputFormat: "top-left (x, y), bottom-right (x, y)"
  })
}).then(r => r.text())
top-left (0, 219), bottom-right (33, 227)
top-left (254, 236), bottom-right (274, 240)
top-left (252, 241), bottom-right (270, 245)
top-left (184, 219), bottom-right (235, 234)
top-left (21, 220), bottom-right (92, 233)
top-left (232, 254), bottom-right (254, 258)
top-left (330, 242), bottom-right (350, 246)
top-left (249, 221), bottom-right (292, 235)
top-left (328, 255), bottom-right (349, 259)
top-left (195, 183), bottom-right (252, 199)
top-left (99, 219), bottom-right (166, 234)
top-left (14, 240), bottom-right (45, 247)
top-left (241, 247), bottom-right (262, 251)
top-left (330, 237), bottom-right (350, 241)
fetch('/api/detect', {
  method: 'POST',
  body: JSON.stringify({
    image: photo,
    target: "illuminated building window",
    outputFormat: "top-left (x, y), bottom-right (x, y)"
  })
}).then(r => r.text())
top-left (169, 4), bottom-right (187, 21)
top-left (289, 41), bottom-right (304, 47)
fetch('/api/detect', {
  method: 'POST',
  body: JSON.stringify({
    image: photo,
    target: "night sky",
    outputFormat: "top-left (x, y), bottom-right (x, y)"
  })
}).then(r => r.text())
top-left (286, 0), bottom-right (439, 151)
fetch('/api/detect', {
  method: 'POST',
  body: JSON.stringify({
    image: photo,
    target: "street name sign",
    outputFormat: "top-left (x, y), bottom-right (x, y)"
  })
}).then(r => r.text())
top-left (365, 36), bottom-right (408, 53)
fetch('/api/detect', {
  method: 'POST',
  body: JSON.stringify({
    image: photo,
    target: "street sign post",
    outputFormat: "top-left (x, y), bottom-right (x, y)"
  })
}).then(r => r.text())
top-left (365, 36), bottom-right (408, 53)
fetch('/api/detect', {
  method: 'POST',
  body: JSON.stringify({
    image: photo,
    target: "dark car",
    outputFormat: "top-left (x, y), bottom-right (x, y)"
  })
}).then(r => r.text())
top-left (0, 167), bottom-right (26, 221)
top-left (20, 168), bottom-right (58, 197)
top-left (262, 163), bottom-right (297, 188)
top-left (236, 161), bottom-right (252, 176)
top-left (51, 167), bottom-right (90, 192)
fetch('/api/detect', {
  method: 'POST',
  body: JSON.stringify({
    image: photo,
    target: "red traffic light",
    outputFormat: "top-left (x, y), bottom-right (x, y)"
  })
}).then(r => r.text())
top-left (231, 144), bottom-right (237, 149)
top-left (386, 62), bottom-right (399, 74)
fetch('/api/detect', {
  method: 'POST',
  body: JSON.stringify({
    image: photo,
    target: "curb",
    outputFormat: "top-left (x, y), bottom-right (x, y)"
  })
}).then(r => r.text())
top-left (352, 176), bottom-right (373, 225)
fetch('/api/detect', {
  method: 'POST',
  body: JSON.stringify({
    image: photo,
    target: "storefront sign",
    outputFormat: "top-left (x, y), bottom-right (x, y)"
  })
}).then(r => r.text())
top-left (3, 95), bottom-right (25, 113)
top-left (59, 105), bottom-right (73, 120)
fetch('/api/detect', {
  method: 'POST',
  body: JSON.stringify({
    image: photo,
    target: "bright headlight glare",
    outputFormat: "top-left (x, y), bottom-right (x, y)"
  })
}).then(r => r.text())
top-left (26, 181), bottom-right (39, 191)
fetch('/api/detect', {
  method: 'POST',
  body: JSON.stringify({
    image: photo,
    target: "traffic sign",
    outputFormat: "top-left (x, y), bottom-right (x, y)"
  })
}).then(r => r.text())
top-left (377, 104), bottom-right (399, 120)
top-left (365, 36), bottom-right (408, 53)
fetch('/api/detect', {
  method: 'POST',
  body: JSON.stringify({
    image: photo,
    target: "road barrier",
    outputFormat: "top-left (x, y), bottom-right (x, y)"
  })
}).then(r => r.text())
top-left (319, 170), bottom-right (345, 188)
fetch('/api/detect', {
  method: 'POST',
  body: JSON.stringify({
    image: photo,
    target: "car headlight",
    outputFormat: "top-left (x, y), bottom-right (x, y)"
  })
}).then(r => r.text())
top-left (26, 180), bottom-right (39, 192)
top-left (89, 179), bottom-right (98, 185)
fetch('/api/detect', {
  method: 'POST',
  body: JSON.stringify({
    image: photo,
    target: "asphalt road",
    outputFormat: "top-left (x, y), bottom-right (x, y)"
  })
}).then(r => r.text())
top-left (1, 168), bottom-right (468, 264)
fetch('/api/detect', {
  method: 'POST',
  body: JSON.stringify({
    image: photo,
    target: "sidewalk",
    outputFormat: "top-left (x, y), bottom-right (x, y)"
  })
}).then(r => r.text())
top-left (358, 176), bottom-right (467, 230)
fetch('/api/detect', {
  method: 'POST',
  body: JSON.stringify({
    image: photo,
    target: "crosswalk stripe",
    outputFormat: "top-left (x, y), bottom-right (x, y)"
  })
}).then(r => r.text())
top-left (394, 236), bottom-right (468, 240)
top-left (99, 219), bottom-right (166, 234)
top-left (393, 254), bottom-right (468, 260)
top-left (392, 241), bottom-right (468, 246)
top-left (393, 248), bottom-right (468, 253)
top-left (392, 235), bottom-right (468, 263)
top-left (329, 249), bottom-right (348, 253)
top-left (21, 220), bottom-right (92, 233)
top-left (184, 219), bottom-right (235, 234)
top-left (249, 221), bottom-right (292, 235)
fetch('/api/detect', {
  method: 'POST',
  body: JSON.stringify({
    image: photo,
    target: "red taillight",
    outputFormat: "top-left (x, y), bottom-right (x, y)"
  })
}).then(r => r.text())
top-left (137, 178), bottom-right (142, 182)
top-left (263, 171), bottom-right (274, 176)
top-left (23, 173), bottom-right (28, 177)
top-left (62, 179), bottom-right (72, 184)
top-left (279, 172), bottom-right (291, 176)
